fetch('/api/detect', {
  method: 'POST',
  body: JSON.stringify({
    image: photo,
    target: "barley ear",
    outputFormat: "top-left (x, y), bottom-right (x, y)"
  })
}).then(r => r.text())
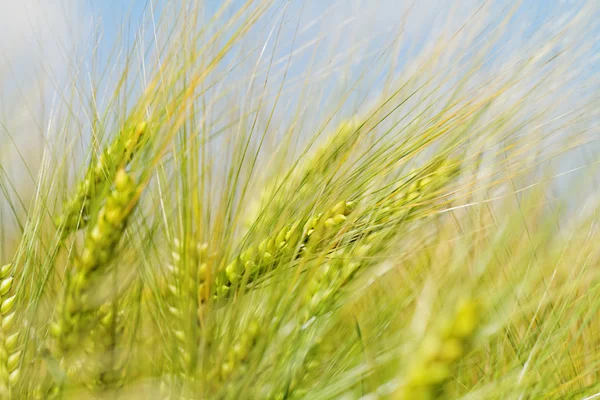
top-left (217, 200), bottom-right (356, 299)
top-left (51, 168), bottom-right (139, 365)
top-left (57, 122), bottom-right (147, 239)
top-left (0, 263), bottom-right (20, 398)
top-left (165, 237), bottom-right (208, 382)
top-left (394, 298), bottom-right (480, 399)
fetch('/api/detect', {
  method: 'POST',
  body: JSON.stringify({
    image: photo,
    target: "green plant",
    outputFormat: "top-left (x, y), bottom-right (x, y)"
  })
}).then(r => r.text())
top-left (0, 1), bottom-right (599, 399)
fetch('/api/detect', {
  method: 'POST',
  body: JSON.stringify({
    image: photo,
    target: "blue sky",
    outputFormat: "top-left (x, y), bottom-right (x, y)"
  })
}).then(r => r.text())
top-left (0, 0), bottom-right (598, 232)
top-left (0, 0), bottom-right (598, 149)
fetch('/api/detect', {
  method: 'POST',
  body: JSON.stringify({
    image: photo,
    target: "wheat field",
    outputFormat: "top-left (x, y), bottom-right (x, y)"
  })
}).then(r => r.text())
top-left (0, 0), bottom-right (599, 399)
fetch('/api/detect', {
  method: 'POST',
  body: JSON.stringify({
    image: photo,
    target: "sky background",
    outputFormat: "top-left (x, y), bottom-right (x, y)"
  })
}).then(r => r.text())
top-left (0, 0), bottom-right (598, 212)
top-left (1, 0), bottom-right (596, 114)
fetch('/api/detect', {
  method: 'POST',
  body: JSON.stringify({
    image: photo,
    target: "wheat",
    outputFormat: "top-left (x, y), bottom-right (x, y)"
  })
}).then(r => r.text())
top-left (80, 302), bottom-right (126, 391)
top-left (217, 200), bottom-right (356, 299)
top-left (245, 120), bottom-right (361, 229)
top-left (165, 238), bottom-right (209, 377)
top-left (0, 263), bottom-right (20, 398)
top-left (0, 1), bottom-right (598, 398)
top-left (394, 298), bottom-right (480, 400)
top-left (57, 123), bottom-right (147, 239)
top-left (50, 169), bottom-right (139, 366)
top-left (211, 320), bottom-right (260, 395)
top-left (299, 157), bottom-right (461, 320)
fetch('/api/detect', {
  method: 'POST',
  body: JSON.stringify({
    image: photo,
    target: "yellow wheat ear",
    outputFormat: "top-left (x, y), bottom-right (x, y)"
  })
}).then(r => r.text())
top-left (57, 122), bottom-right (148, 239)
top-left (216, 200), bottom-right (356, 300)
top-left (244, 119), bottom-right (362, 229)
top-left (0, 263), bottom-right (19, 398)
top-left (394, 298), bottom-right (480, 400)
top-left (50, 168), bottom-right (140, 393)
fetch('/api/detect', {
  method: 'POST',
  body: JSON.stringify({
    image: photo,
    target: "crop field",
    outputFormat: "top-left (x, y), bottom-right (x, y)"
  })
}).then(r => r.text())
top-left (0, 1), bottom-right (599, 399)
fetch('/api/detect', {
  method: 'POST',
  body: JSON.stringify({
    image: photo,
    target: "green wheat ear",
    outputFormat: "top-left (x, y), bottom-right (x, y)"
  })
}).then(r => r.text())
top-left (210, 319), bottom-right (260, 393)
top-left (295, 157), bottom-right (462, 319)
top-left (0, 263), bottom-right (20, 398)
top-left (57, 122), bottom-right (147, 239)
top-left (50, 168), bottom-right (139, 375)
top-left (216, 200), bottom-right (356, 299)
top-left (245, 119), bottom-right (362, 229)
top-left (380, 157), bottom-right (462, 223)
top-left (299, 119), bottom-right (362, 183)
top-left (221, 156), bottom-right (460, 305)
top-left (164, 237), bottom-right (208, 380)
top-left (394, 298), bottom-right (480, 400)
